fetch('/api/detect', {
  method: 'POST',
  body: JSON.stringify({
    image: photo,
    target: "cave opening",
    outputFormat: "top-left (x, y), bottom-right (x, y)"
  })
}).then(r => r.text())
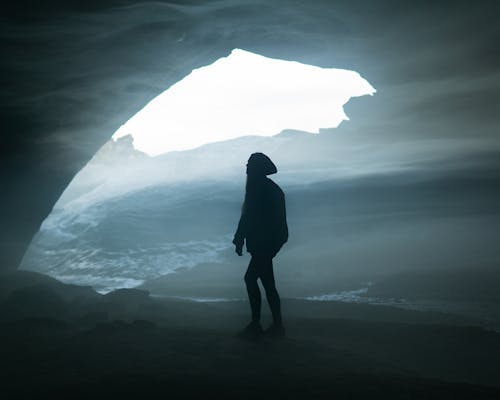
top-left (20, 49), bottom-right (376, 294)
top-left (112, 48), bottom-right (375, 156)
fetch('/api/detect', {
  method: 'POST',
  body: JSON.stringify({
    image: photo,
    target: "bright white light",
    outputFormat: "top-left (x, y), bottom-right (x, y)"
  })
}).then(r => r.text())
top-left (113, 49), bottom-right (376, 156)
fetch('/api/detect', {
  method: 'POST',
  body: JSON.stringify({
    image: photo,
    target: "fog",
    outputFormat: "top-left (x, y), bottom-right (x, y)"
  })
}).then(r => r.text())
top-left (20, 122), bottom-right (500, 327)
top-left (16, 33), bottom-right (500, 330)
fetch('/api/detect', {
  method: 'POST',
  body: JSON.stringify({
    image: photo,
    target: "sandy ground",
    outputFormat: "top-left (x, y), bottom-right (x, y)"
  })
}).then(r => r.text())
top-left (1, 271), bottom-right (499, 399)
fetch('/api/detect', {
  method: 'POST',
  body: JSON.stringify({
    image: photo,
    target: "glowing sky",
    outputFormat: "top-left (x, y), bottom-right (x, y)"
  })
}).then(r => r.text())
top-left (112, 49), bottom-right (376, 156)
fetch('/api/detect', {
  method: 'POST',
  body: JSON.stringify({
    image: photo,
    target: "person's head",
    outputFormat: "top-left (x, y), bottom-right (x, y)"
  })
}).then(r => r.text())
top-left (246, 152), bottom-right (277, 177)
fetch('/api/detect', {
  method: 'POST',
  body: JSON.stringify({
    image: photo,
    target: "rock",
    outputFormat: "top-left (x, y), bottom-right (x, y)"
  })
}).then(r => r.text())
top-left (2, 284), bottom-right (68, 320)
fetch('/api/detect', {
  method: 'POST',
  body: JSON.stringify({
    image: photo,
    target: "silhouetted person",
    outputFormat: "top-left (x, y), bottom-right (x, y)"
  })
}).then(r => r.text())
top-left (233, 153), bottom-right (288, 338)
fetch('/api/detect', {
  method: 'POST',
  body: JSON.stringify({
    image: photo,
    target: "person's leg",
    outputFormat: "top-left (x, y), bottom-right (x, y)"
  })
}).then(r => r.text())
top-left (258, 255), bottom-right (282, 326)
top-left (244, 256), bottom-right (261, 323)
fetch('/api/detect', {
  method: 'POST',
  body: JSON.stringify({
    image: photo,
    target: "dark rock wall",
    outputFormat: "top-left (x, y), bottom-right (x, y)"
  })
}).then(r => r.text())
top-left (1, 0), bottom-right (499, 269)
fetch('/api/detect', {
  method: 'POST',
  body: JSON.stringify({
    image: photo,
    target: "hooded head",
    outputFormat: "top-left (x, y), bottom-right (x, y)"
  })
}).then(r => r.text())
top-left (246, 152), bottom-right (277, 177)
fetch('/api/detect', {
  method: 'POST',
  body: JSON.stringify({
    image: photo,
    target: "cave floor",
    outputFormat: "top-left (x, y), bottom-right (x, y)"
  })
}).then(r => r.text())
top-left (1, 296), bottom-right (500, 399)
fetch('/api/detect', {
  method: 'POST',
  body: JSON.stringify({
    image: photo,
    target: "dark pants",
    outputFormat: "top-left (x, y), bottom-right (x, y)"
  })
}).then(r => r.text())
top-left (244, 253), bottom-right (282, 325)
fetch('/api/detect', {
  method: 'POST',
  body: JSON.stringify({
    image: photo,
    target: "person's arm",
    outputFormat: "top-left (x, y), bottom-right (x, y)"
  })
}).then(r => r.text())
top-left (232, 210), bottom-right (246, 256)
top-left (279, 191), bottom-right (288, 245)
top-left (276, 190), bottom-right (288, 247)
top-left (269, 186), bottom-right (288, 257)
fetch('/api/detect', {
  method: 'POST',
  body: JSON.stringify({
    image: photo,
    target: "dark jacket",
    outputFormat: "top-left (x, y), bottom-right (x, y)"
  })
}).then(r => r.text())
top-left (233, 177), bottom-right (288, 256)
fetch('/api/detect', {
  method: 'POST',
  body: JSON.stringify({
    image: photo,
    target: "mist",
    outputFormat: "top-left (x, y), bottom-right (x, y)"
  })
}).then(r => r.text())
top-left (20, 119), bottom-right (500, 329)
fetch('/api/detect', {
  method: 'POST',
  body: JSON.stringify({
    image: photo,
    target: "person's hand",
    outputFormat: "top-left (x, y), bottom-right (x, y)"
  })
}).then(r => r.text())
top-left (235, 244), bottom-right (243, 256)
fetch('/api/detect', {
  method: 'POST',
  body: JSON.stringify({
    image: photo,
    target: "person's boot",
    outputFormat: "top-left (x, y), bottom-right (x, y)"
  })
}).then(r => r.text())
top-left (237, 321), bottom-right (263, 339)
top-left (264, 323), bottom-right (285, 338)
